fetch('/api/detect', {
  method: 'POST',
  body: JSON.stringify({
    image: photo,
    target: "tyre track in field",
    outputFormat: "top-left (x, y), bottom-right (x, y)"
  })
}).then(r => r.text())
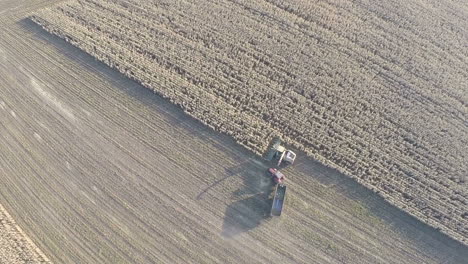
top-left (0, 51), bottom-right (163, 264)
top-left (6, 19), bottom-right (308, 262)
top-left (39, 1), bottom-right (468, 236)
top-left (0, 36), bottom-right (372, 262)
top-left (0, 18), bottom-right (292, 264)
top-left (0, 2), bottom-right (468, 264)
top-left (0, 23), bottom-right (278, 262)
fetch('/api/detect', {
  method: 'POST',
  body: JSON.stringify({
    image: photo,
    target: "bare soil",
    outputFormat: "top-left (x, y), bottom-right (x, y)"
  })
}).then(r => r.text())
top-left (0, 204), bottom-right (51, 263)
top-left (0, 0), bottom-right (467, 263)
top-left (31, 0), bottom-right (468, 245)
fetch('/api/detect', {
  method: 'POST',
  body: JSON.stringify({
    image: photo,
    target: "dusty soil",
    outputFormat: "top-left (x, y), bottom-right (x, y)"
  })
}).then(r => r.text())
top-left (0, 204), bottom-right (51, 263)
top-left (31, 0), bottom-right (468, 245)
top-left (0, 0), bottom-right (467, 263)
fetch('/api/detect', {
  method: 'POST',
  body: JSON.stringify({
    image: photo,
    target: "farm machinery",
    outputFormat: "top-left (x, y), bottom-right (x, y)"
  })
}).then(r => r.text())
top-left (268, 168), bottom-right (287, 217)
top-left (264, 137), bottom-right (296, 167)
top-left (264, 137), bottom-right (296, 217)
top-left (271, 184), bottom-right (287, 217)
top-left (269, 168), bottom-right (285, 185)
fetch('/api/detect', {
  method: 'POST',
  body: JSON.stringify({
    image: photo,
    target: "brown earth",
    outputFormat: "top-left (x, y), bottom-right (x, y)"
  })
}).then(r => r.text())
top-left (0, 0), bottom-right (467, 263)
top-left (0, 204), bottom-right (51, 263)
top-left (30, 0), bottom-right (468, 245)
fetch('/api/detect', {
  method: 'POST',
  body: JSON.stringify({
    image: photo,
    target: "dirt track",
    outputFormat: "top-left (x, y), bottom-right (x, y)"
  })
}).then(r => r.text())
top-left (0, 1), bottom-right (468, 263)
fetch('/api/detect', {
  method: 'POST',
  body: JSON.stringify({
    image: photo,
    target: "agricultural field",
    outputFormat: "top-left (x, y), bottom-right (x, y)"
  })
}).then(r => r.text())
top-left (30, 0), bottom-right (468, 246)
top-left (0, 203), bottom-right (51, 263)
top-left (1, 13), bottom-right (467, 262)
top-left (0, 0), bottom-right (467, 263)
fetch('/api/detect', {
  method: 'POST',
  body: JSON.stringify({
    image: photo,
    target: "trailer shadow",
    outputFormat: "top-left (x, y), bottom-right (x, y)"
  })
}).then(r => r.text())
top-left (19, 17), bottom-right (468, 261)
top-left (221, 161), bottom-right (275, 238)
top-left (19, 16), bottom-right (276, 240)
top-left (221, 192), bottom-right (272, 238)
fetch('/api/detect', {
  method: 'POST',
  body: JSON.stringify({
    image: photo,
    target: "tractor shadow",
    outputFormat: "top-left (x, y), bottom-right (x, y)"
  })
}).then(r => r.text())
top-left (221, 191), bottom-right (272, 238)
top-left (196, 161), bottom-right (251, 200)
top-left (19, 19), bottom-right (467, 261)
top-left (220, 161), bottom-right (275, 238)
top-left (19, 17), bottom-right (275, 240)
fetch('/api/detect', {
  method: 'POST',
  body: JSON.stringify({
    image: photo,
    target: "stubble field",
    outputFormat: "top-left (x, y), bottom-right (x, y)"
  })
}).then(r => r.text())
top-left (31, 0), bottom-right (468, 245)
top-left (1, 0), bottom-right (468, 263)
top-left (0, 203), bottom-right (51, 263)
top-left (2, 12), bottom-right (465, 262)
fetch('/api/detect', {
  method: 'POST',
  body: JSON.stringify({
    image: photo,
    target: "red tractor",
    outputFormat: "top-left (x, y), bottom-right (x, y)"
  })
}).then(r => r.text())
top-left (269, 168), bottom-right (285, 184)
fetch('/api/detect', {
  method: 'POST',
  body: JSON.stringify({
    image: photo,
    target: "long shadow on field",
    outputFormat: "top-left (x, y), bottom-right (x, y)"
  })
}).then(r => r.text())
top-left (19, 18), bottom-right (468, 262)
top-left (195, 158), bottom-right (275, 237)
top-left (20, 17), bottom-right (276, 238)
top-left (196, 162), bottom-right (251, 200)
top-left (201, 161), bottom-right (274, 237)
top-left (220, 162), bottom-right (274, 238)
top-left (221, 192), bottom-right (272, 238)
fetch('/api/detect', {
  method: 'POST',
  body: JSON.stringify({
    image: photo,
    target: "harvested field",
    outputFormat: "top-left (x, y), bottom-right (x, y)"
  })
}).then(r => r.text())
top-left (1, 0), bottom-right (468, 263)
top-left (0, 204), bottom-right (51, 263)
top-left (30, 0), bottom-right (468, 245)
top-left (0, 15), bottom-right (466, 263)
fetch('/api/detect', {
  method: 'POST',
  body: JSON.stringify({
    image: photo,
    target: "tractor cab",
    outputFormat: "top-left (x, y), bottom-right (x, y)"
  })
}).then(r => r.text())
top-left (269, 168), bottom-right (285, 184)
top-left (265, 137), bottom-right (296, 167)
top-left (283, 150), bottom-right (296, 165)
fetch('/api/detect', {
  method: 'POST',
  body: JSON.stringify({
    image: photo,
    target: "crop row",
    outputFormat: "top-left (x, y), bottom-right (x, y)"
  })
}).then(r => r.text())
top-left (32, 0), bottom-right (468, 244)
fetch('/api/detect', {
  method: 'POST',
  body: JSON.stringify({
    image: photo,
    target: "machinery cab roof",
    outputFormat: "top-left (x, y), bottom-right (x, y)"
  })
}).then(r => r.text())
top-left (284, 150), bottom-right (296, 163)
